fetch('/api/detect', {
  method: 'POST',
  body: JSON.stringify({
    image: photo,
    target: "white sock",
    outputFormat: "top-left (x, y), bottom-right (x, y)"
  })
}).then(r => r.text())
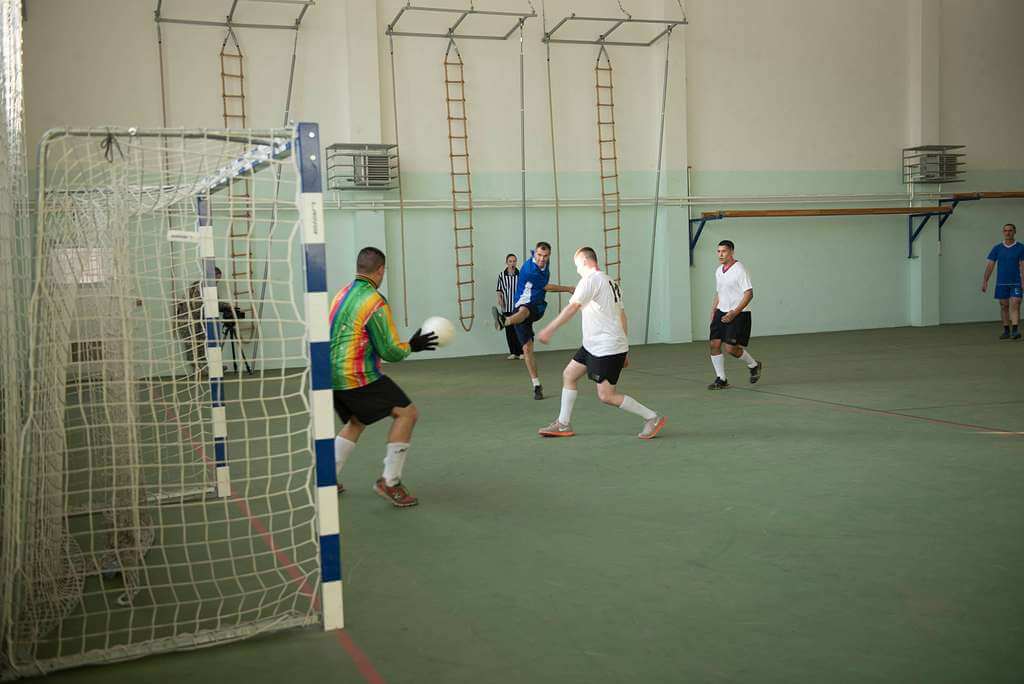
top-left (531, 376), bottom-right (541, 387)
top-left (739, 350), bottom-right (758, 369)
top-left (711, 354), bottom-right (726, 380)
top-left (382, 442), bottom-right (409, 486)
top-left (558, 388), bottom-right (578, 424)
top-left (619, 395), bottom-right (656, 420)
top-left (334, 436), bottom-right (356, 479)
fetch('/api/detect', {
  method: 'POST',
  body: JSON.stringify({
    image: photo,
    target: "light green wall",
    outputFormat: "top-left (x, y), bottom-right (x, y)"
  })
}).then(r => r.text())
top-left (322, 167), bottom-right (1024, 360)
top-left (26, 165), bottom-right (1023, 379)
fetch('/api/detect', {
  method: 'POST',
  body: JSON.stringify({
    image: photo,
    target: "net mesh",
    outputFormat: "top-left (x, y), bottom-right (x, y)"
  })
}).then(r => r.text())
top-left (2, 126), bottom-right (322, 676)
top-left (0, 0), bottom-right (33, 673)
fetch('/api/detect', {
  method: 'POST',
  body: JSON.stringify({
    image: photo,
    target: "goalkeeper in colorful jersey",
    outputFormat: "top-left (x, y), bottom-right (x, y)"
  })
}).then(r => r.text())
top-left (329, 247), bottom-right (438, 507)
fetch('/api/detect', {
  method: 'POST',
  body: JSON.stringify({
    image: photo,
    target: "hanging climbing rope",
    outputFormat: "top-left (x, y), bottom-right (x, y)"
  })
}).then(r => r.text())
top-left (388, 34), bottom-right (410, 326)
top-left (541, 0), bottom-right (563, 306)
top-left (254, 11), bottom-right (309, 363)
top-left (518, 15), bottom-right (527, 258)
top-left (642, 9), bottom-right (683, 344)
top-left (595, 45), bottom-right (622, 284)
top-left (444, 39), bottom-right (476, 332)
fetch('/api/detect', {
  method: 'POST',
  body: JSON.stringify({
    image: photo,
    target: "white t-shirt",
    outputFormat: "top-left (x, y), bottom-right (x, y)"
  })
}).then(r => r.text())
top-left (715, 260), bottom-right (753, 313)
top-left (570, 268), bottom-right (629, 356)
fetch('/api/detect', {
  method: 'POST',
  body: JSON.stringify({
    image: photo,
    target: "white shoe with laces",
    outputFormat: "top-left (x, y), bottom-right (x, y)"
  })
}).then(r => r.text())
top-left (638, 415), bottom-right (666, 440)
top-left (538, 420), bottom-right (575, 437)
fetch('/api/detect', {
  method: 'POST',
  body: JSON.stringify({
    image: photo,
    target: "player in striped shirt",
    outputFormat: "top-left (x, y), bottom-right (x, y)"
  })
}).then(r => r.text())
top-left (329, 247), bottom-right (437, 507)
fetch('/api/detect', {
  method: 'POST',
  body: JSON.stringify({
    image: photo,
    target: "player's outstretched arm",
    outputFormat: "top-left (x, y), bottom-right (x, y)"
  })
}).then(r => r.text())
top-left (367, 301), bottom-right (414, 362)
top-left (537, 302), bottom-right (581, 344)
top-left (544, 283), bottom-right (575, 294)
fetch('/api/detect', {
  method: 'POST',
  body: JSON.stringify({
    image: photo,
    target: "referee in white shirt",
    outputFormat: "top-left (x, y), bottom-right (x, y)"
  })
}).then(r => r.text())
top-left (495, 254), bottom-right (523, 359)
top-left (708, 240), bottom-right (762, 389)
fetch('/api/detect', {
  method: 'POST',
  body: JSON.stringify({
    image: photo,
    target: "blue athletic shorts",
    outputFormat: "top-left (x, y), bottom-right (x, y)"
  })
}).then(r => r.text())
top-left (513, 301), bottom-right (546, 346)
top-left (994, 284), bottom-right (1023, 300)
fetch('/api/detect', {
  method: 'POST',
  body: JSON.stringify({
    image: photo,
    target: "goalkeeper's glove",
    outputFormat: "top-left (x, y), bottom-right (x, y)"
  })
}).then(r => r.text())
top-left (409, 328), bottom-right (438, 352)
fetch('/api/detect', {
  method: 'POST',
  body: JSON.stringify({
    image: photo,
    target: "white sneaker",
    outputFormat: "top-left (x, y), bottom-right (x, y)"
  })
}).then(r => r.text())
top-left (638, 415), bottom-right (666, 439)
top-left (507, 354), bottom-right (517, 360)
top-left (538, 420), bottom-right (575, 437)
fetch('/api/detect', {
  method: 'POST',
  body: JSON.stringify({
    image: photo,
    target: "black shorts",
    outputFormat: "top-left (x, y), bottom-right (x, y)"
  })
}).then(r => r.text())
top-left (332, 376), bottom-right (411, 426)
top-left (572, 346), bottom-right (628, 386)
top-left (709, 309), bottom-right (752, 347)
top-left (513, 302), bottom-right (547, 346)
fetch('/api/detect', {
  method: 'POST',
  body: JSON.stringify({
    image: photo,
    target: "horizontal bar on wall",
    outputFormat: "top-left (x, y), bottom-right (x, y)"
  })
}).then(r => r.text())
top-left (950, 191), bottom-right (1024, 200)
top-left (323, 193), bottom-right (957, 211)
top-left (156, 17), bottom-right (298, 30)
top-left (243, 0), bottom-right (314, 5)
top-left (702, 206), bottom-right (952, 219)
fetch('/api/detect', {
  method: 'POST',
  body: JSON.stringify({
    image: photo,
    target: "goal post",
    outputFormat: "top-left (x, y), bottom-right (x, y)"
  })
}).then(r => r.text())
top-left (1, 123), bottom-right (342, 677)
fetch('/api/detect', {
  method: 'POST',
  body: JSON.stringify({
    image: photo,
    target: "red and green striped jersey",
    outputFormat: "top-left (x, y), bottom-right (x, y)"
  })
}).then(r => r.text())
top-left (328, 276), bottom-right (411, 389)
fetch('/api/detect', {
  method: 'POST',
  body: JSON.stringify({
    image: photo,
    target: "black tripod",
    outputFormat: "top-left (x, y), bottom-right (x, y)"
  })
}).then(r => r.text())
top-left (221, 315), bottom-right (253, 375)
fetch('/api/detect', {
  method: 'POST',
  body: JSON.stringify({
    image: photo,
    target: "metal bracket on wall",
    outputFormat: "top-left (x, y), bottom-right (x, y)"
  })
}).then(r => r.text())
top-left (155, 0), bottom-right (313, 31)
top-left (687, 213), bottom-right (721, 265)
top-left (907, 208), bottom-right (953, 258)
top-left (543, 13), bottom-right (686, 46)
top-left (385, 5), bottom-right (535, 41)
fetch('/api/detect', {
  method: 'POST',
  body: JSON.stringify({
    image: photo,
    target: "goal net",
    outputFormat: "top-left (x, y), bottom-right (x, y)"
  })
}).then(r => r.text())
top-left (1, 124), bottom-right (340, 676)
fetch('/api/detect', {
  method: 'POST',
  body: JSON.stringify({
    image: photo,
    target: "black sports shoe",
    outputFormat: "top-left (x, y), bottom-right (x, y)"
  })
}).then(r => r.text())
top-left (533, 384), bottom-right (544, 400)
top-left (707, 377), bottom-right (729, 390)
top-left (1000, 330), bottom-right (1011, 339)
top-left (1013, 331), bottom-right (1022, 340)
top-left (491, 306), bottom-right (506, 330)
top-left (749, 361), bottom-right (763, 384)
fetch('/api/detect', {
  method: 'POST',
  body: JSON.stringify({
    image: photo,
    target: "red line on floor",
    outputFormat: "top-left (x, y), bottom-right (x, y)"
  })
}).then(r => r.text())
top-left (336, 631), bottom-right (388, 684)
top-left (165, 402), bottom-right (387, 684)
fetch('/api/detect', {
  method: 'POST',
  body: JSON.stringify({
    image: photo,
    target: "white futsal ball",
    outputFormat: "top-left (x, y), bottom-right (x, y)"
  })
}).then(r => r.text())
top-left (421, 316), bottom-right (455, 347)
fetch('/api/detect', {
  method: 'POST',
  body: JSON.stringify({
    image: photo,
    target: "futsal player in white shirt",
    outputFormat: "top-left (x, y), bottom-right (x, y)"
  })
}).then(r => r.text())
top-left (708, 239), bottom-right (762, 389)
top-left (534, 247), bottom-right (666, 439)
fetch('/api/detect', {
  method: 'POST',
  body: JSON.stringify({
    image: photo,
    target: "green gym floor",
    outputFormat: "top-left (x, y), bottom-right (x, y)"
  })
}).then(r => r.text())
top-left (44, 323), bottom-right (1024, 684)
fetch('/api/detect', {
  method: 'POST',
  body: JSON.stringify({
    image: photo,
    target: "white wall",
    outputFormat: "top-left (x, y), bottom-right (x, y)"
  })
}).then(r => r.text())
top-left (939, 0), bottom-right (1024, 169)
top-left (24, 0), bottom-right (352, 148)
top-left (686, 0), bottom-right (910, 171)
top-left (25, 1), bottom-right (1023, 176)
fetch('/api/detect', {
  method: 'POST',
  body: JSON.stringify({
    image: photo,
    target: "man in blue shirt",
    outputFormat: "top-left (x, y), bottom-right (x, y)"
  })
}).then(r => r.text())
top-left (982, 223), bottom-right (1024, 339)
top-left (491, 241), bottom-right (574, 399)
